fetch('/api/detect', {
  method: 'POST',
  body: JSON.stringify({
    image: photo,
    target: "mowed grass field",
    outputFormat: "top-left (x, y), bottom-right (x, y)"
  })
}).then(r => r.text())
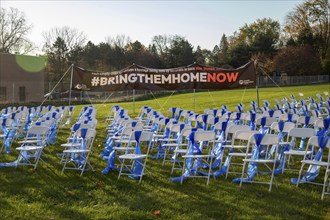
top-left (0, 84), bottom-right (329, 219)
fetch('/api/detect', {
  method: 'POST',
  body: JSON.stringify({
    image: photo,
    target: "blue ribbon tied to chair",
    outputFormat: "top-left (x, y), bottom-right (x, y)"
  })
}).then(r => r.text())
top-left (233, 133), bottom-right (265, 183)
top-left (291, 136), bottom-right (329, 184)
top-left (170, 130), bottom-right (201, 182)
top-left (129, 131), bottom-right (143, 180)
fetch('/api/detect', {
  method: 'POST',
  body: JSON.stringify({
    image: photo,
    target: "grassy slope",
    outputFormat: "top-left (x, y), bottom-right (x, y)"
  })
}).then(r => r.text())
top-left (0, 84), bottom-right (329, 219)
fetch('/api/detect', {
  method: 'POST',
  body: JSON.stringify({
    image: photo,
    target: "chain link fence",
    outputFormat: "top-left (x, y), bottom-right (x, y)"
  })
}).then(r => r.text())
top-left (258, 74), bottom-right (329, 87)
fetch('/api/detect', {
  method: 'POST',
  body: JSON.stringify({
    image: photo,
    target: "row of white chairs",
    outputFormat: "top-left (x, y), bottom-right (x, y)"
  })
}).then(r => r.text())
top-left (104, 104), bottom-right (330, 201)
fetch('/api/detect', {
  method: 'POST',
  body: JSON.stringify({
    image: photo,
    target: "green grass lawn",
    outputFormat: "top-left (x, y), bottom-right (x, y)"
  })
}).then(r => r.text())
top-left (0, 84), bottom-right (329, 219)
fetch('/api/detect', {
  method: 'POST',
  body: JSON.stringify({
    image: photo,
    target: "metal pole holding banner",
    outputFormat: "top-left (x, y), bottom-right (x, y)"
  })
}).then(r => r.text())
top-left (256, 77), bottom-right (260, 108)
top-left (69, 64), bottom-right (74, 107)
top-left (253, 60), bottom-right (260, 108)
top-left (193, 89), bottom-right (196, 112)
top-left (133, 89), bottom-right (135, 114)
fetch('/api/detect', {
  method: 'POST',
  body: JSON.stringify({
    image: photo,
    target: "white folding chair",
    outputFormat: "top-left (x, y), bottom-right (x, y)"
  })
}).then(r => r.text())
top-left (162, 123), bottom-right (191, 166)
top-left (323, 161), bottom-right (330, 202)
top-left (225, 130), bottom-right (259, 179)
top-left (118, 130), bottom-right (154, 183)
top-left (181, 130), bottom-right (216, 185)
top-left (282, 128), bottom-right (315, 173)
top-left (170, 127), bottom-right (202, 175)
top-left (295, 136), bottom-right (330, 201)
top-left (239, 134), bottom-right (279, 192)
top-left (61, 128), bottom-right (96, 176)
top-left (16, 125), bottom-right (49, 169)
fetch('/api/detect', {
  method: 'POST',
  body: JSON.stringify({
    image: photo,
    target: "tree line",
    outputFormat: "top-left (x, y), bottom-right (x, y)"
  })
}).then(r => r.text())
top-left (1, 0), bottom-right (329, 89)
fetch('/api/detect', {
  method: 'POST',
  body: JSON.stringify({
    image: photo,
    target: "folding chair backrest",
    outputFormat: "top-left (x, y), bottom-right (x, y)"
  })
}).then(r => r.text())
top-left (207, 116), bottom-right (220, 126)
top-left (171, 123), bottom-right (190, 133)
top-left (2, 118), bottom-right (14, 127)
top-left (256, 117), bottom-right (278, 127)
top-left (225, 125), bottom-right (251, 138)
top-left (120, 118), bottom-right (134, 127)
top-left (194, 130), bottom-right (215, 142)
top-left (234, 130), bottom-right (259, 141)
top-left (213, 118), bottom-right (230, 131)
top-left (85, 129), bottom-right (96, 139)
top-left (132, 131), bottom-right (154, 142)
top-left (230, 112), bottom-right (244, 121)
top-left (222, 111), bottom-right (232, 120)
top-left (314, 118), bottom-right (325, 129)
top-left (181, 128), bottom-right (202, 138)
top-left (249, 134), bottom-right (279, 145)
top-left (270, 121), bottom-right (295, 133)
top-left (121, 127), bottom-right (140, 137)
top-left (307, 136), bottom-right (330, 149)
top-left (28, 125), bottom-right (49, 136)
top-left (273, 110), bottom-right (283, 118)
top-left (129, 121), bottom-right (144, 129)
top-left (279, 113), bottom-right (299, 122)
top-left (288, 127), bottom-right (315, 138)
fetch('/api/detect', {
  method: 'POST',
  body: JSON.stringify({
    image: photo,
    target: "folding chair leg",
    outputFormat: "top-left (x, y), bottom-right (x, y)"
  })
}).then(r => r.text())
top-left (282, 155), bottom-right (287, 174)
top-left (225, 157), bottom-right (232, 179)
top-left (322, 170), bottom-right (329, 201)
top-left (118, 159), bottom-right (125, 180)
top-left (240, 161), bottom-right (247, 189)
top-left (180, 158), bottom-right (186, 185)
top-left (162, 149), bottom-right (167, 166)
top-left (206, 158), bottom-right (213, 185)
top-left (269, 162), bottom-right (277, 192)
top-left (296, 163), bottom-right (306, 187)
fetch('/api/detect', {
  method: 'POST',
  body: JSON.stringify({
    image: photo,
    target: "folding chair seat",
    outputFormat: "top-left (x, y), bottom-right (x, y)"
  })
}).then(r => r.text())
top-left (118, 130), bottom-right (154, 183)
top-left (292, 136), bottom-right (330, 201)
top-left (239, 134), bottom-right (279, 192)
top-left (225, 130), bottom-right (259, 178)
top-left (16, 125), bottom-right (49, 169)
top-left (61, 128), bottom-right (96, 176)
top-left (180, 130), bottom-right (216, 185)
top-left (281, 127), bottom-right (315, 173)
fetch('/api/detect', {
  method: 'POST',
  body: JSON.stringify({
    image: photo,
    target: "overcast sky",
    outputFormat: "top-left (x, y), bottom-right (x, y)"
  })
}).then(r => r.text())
top-left (2, 0), bottom-right (303, 52)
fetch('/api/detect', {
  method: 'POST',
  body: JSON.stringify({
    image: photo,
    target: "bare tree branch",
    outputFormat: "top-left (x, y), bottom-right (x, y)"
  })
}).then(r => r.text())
top-left (0, 7), bottom-right (34, 54)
